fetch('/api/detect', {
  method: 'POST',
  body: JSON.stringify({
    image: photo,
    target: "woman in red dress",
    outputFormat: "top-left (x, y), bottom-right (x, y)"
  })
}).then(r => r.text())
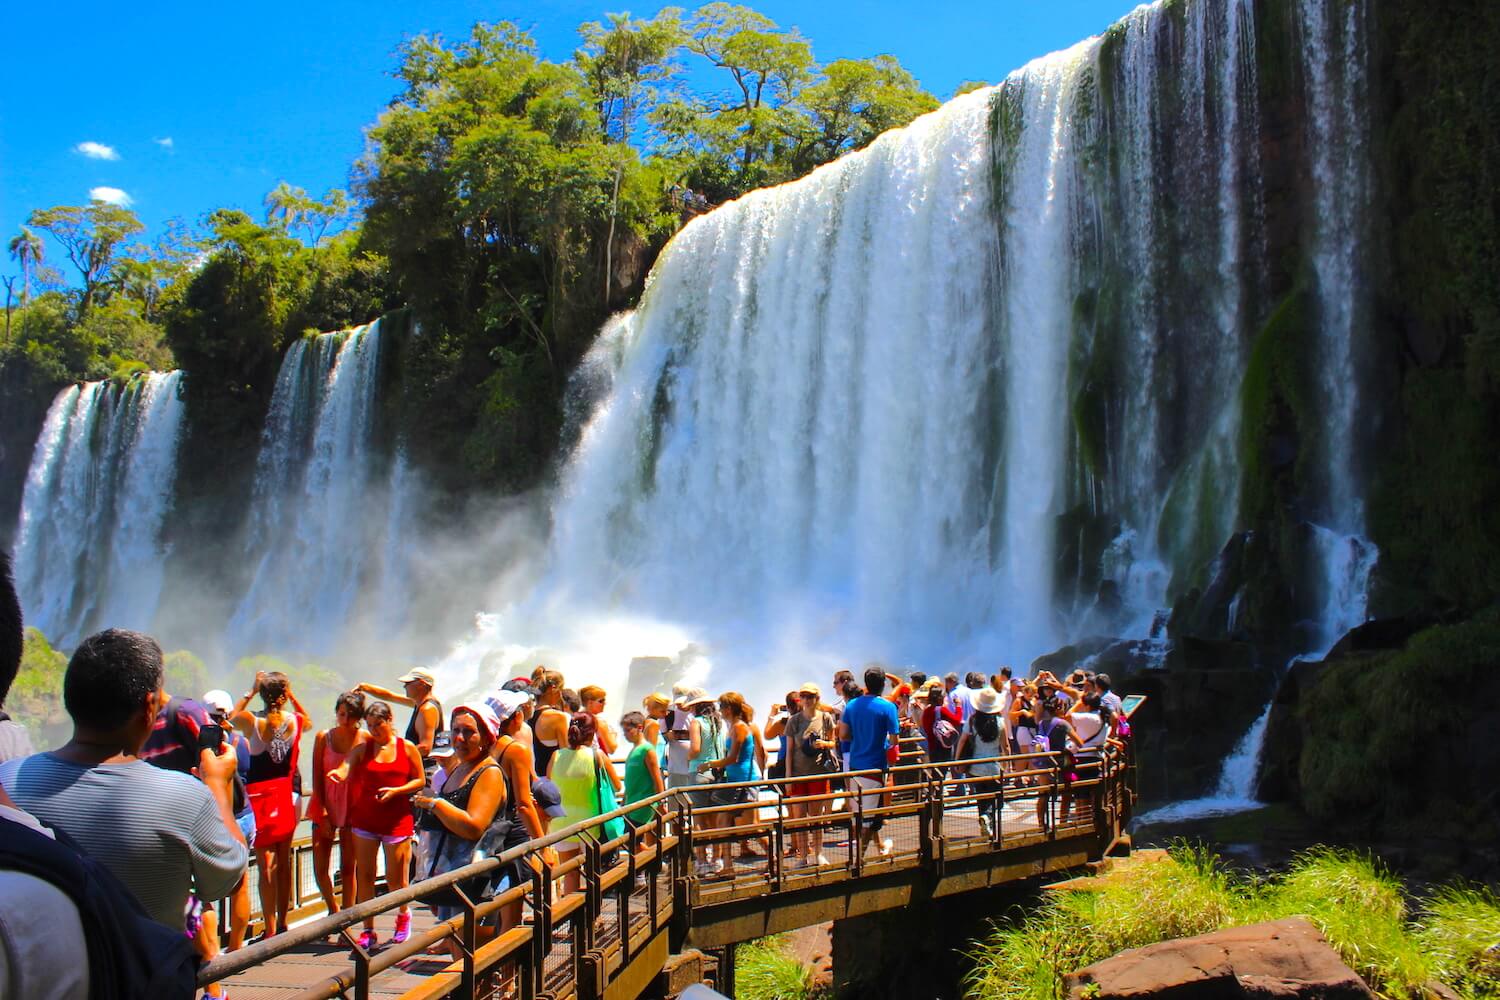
top-left (229, 670), bottom-right (312, 939)
top-left (328, 700), bottom-right (425, 949)
top-left (305, 690), bottom-right (367, 915)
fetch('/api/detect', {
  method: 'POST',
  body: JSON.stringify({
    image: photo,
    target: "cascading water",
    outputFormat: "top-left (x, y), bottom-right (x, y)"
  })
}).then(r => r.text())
top-left (434, 0), bottom-right (1373, 706)
top-left (1134, 0), bottom-right (1378, 823)
top-left (226, 319), bottom-right (399, 656)
top-left (13, 372), bottom-right (185, 647)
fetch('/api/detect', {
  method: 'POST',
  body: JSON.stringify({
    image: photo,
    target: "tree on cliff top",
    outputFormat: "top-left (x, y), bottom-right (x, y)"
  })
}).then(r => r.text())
top-left (27, 201), bottom-right (144, 316)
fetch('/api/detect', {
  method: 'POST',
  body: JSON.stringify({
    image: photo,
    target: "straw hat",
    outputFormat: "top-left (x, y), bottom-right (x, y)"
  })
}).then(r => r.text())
top-left (681, 687), bottom-right (715, 708)
top-left (972, 687), bottom-right (1004, 714)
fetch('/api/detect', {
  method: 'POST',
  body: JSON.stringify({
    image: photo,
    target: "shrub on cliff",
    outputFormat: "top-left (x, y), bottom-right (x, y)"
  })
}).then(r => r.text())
top-left (1294, 609), bottom-right (1500, 837)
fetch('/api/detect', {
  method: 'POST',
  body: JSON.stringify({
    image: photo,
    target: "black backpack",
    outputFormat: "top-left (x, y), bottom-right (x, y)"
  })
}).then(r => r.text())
top-left (0, 815), bottom-right (199, 1000)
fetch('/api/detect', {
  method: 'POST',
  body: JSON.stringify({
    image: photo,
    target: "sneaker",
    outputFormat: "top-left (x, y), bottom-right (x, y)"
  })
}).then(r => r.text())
top-left (878, 838), bottom-right (893, 858)
top-left (814, 853), bottom-right (829, 867)
top-left (979, 814), bottom-right (994, 839)
top-left (392, 912), bottom-right (412, 944)
top-left (357, 929), bottom-right (377, 951)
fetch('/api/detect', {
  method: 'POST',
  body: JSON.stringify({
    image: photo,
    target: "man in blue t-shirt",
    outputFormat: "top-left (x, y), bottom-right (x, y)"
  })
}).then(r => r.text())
top-left (838, 668), bottom-right (900, 859)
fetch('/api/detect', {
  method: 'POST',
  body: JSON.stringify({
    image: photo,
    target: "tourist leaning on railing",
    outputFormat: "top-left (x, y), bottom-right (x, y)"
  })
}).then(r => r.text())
top-left (412, 702), bottom-right (506, 961)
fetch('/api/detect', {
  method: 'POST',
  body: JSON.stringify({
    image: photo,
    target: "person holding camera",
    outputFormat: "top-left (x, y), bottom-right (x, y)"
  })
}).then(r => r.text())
top-left (228, 670), bottom-right (311, 940)
top-left (783, 683), bottom-right (836, 868)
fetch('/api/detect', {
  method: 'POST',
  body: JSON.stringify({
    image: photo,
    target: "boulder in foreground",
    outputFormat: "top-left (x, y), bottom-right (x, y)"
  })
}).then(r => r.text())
top-left (1064, 918), bottom-right (1373, 1000)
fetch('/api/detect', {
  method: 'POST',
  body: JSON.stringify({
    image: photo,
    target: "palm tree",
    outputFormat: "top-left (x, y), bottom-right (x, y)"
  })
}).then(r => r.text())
top-left (264, 182), bottom-right (310, 234)
top-left (7, 226), bottom-right (43, 305)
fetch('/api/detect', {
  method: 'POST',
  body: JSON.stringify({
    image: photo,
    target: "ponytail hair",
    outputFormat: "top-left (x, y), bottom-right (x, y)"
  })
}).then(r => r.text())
top-left (718, 691), bottom-right (750, 722)
top-left (567, 711), bottom-right (597, 750)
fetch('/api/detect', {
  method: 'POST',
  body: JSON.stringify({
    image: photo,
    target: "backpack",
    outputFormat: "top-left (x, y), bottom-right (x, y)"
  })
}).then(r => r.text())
top-left (0, 815), bottom-right (199, 1000)
top-left (933, 718), bottom-right (959, 751)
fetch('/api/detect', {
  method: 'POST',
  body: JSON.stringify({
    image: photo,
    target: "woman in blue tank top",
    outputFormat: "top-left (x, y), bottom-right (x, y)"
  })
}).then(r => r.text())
top-left (697, 692), bottom-right (766, 869)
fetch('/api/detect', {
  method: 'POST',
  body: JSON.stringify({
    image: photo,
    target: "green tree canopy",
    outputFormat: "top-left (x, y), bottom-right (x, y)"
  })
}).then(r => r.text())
top-left (26, 202), bottom-right (145, 314)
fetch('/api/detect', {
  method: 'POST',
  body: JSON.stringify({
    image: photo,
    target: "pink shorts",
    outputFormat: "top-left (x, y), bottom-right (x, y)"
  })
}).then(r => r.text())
top-left (352, 827), bottom-right (410, 846)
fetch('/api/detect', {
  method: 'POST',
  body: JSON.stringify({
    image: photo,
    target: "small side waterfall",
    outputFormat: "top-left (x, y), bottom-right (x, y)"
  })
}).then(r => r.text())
top-left (226, 320), bottom-right (398, 656)
top-left (14, 372), bottom-right (185, 646)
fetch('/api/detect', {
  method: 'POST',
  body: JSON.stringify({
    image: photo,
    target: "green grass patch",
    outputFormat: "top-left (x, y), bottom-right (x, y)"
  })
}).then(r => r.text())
top-left (736, 935), bottom-right (824, 1000)
top-left (964, 844), bottom-right (1498, 1000)
top-left (1419, 885), bottom-right (1500, 1000)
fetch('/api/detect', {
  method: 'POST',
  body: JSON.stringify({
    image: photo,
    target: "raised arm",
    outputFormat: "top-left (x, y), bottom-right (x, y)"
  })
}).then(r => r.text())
top-left (286, 685), bottom-right (314, 731)
top-left (354, 682), bottom-right (415, 708)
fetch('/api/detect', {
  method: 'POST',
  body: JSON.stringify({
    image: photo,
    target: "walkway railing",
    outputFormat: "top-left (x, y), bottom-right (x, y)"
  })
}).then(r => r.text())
top-left (202, 738), bottom-right (1139, 1000)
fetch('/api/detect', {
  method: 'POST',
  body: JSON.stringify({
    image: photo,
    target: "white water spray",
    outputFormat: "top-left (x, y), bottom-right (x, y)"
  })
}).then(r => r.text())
top-left (14, 372), bottom-right (185, 646)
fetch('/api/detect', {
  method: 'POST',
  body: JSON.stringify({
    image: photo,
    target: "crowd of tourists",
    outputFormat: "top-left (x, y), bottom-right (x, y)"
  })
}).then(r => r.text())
top-left (0, 549), bottom-right (1131, 999)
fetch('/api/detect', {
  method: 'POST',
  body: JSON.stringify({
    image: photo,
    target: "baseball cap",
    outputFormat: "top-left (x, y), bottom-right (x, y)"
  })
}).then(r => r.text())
top-left (797, 683), bottom-right (820, 697)
top-left (202, 689), bottom-right (234, 716)
top-left (532, 778), bottom-right (567, 818)
top-left (429, 731), bottom-right (456, 758)
top-left (397, 667), bottom-right (436, 686)
top-left (484, 689), bottom-right (530, 727)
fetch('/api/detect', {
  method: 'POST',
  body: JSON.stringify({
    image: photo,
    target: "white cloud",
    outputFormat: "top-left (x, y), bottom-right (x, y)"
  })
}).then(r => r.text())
top-left (154, 137), bottom-right (174, 149)
top-left (89, 186), bottom-right (133, 207)
top-left (75, 141), bottom-right (120, 161)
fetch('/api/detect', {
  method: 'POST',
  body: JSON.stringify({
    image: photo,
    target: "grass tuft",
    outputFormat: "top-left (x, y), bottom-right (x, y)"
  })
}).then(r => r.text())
top-left (1418, 885), bottom-right (1500, 1000)
top-left (736, 935), bottom-right (821, 1000)
top-left (963, 844), bottom-right (1499, 1000)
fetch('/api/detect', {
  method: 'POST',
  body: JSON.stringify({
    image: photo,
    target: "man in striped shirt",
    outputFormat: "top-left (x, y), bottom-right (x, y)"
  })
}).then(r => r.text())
top-left (0, 629), bottom-right (247, 929)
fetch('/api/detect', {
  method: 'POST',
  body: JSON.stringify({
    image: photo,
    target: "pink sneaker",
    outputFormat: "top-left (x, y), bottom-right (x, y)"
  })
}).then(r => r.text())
top-left (392, 911), bottom-right (412, 944)
top-left (357, 929), bottom-right (377, 951)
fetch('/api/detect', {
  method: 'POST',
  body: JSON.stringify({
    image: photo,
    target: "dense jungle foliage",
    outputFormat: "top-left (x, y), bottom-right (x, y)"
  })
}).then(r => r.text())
top-left (0, 4), bottom-right (942, 534)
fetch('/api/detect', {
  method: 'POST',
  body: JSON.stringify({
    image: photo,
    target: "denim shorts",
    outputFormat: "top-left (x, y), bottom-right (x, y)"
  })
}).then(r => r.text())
top-left (236, 810), bottom-right (257, 850)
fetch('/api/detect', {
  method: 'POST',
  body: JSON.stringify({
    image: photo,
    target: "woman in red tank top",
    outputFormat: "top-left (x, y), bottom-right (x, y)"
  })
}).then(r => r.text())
top-left (327, 700), bottom-right (424, 949)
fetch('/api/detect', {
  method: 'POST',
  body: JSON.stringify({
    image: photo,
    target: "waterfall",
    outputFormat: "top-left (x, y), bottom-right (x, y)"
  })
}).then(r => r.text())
top-left (226, 320), bottom-right (394, 656)
top-left (13, 372), bottom-right (185, 646)
top-left (435, 0), bottom-right (1347, 702)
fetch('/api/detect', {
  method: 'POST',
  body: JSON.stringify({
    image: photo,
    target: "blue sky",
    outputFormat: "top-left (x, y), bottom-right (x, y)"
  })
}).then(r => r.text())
top-left (0, 0), bottom-right (1145, 259)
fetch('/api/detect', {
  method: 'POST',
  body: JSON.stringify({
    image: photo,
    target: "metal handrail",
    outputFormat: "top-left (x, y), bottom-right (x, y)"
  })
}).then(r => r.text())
top-left (202, 733), bottom-right (1139, 995)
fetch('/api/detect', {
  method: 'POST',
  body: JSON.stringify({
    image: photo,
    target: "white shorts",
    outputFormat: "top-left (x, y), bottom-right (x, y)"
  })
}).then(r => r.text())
top-left (850, 774), bottom-right (886, 830)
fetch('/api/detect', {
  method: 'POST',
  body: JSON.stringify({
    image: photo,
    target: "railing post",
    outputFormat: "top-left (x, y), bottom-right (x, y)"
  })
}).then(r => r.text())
top-left (340, 925), bottom-right (372, 1000)
top-left (453, 883), bottom-right (478, 1000)
top-left (772, 785), bottom-right (785, 891)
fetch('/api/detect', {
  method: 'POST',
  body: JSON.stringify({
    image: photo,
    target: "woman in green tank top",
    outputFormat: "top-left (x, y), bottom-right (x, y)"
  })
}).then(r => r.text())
top-left (620, 712), bottom-right (665, 843)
